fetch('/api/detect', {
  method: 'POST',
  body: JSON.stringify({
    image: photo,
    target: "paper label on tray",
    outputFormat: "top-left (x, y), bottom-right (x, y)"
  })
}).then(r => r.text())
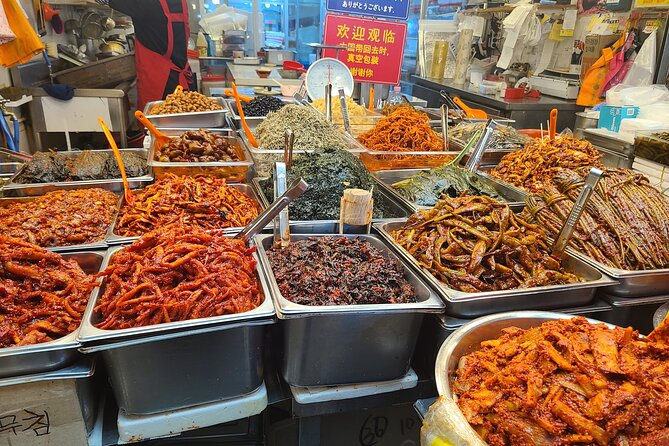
top-left (0, 380), bottom-right (87, 446)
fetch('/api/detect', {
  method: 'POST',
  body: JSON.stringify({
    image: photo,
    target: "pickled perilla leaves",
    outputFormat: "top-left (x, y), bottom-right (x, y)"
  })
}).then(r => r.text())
top-left (393, 165), bottom-right (500, 206)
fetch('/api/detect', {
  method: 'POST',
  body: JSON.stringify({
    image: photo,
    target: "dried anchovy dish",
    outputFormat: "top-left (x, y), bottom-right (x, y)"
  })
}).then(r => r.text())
top-left (149, 90), bottom-right (223, 115)
top-left (0, 188), bottom-right (118, 247)
top-left (254, 105), bottom-right (349, 150)
top-left (266, 236), bottom-right (417, 306)
top-left (241, 96), bottom-right (284, 117)
top-left (115, 174), bottom-right (259, 236)
top-left (155, 129), bottom-right (240, 162)
top-left (448, 122), bottom-right (533, 152)
top-left (392, 165), bottom-right (501, 206)
top-left (392, 195), bottom-right (580, 292)
top-left (95, 225), bottom-right (262, 329)
top-left (524, 168), bottom-right (669, 270)
top-left (0, 236), bottom-right (95, 347)
top-left (490, 136), bottom-right (603, 193)
top-left (454, 317), bottom-right (669, 446)
top-left (15, 150), bottom-right (147, 183)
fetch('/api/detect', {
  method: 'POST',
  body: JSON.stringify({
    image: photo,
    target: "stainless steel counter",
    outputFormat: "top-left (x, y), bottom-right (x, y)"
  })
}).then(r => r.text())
top-left (411, 76), bottom-right (583, 130)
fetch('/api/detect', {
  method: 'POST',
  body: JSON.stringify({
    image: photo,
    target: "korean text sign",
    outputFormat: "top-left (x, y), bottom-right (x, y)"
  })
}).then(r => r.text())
top-left (326, 0), bottom-right (409, 21)
top-left (323, 14), bottom-right (407, 85)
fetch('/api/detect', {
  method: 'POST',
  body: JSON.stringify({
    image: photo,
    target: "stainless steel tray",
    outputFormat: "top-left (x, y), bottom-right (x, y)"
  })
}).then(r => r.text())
top-left (0, 251), bottom-right (105, 378)
top-left (0, 162), bottom-right (21, 176)
top-left (77, 244), bottom-right (276, 346)
top-left (0, 194), bottom-right (120, 252)
top-left (583, 128), bottom-right (635, 156)
top-left (254, 233), bottom-right (442, 386)
top-left (569, 251), bottom-right (669, 297)
top-left (1, 149), bottom-right (153, 197)
top-left (225, 97), bottom-right (298, 131)
top-left (371, 169), bottom-right (525, 212)
top-left (434, 311), bottom-right (616, 399)
top-left (106, 182), bottom-right (265, 245)
top-left (144, 97), bottom-right (230, 128)
top-left (254, 233), bottom-right (444, 318)
top-left (148, 130), bottom-right (254, 182)
top-left (375, 220), bottom-right (617, 318)
top-left (251, 175), bottom-right (413, 224)
top-left (476, 169), bottom-right (529, 200)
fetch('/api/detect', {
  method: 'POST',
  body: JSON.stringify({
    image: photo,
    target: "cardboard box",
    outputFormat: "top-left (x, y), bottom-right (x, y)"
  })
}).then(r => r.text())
top-left (581, 33), bottom-right (622, 76)
top-left (598, 105), bottom-right (639, 132)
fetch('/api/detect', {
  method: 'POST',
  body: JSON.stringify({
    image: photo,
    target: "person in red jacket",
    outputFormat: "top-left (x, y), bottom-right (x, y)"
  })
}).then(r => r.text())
top-left (95, 0), bottom-right (195, 111)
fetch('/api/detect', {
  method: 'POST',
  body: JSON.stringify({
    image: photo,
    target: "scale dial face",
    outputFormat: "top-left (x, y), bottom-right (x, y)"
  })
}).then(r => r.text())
top-left (305, 58), bottom-right (354, 101)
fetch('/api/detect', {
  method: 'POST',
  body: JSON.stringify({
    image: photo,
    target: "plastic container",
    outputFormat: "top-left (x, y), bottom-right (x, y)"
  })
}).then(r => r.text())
top-left (386, 86), bottom-right (403, 105)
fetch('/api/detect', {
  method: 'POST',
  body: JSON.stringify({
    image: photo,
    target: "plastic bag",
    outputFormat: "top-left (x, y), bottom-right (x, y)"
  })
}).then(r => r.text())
top-left (606, 84), bottom-right (669, 106)
top-left (420, 396), bottom-right (487, 446)
top-left (622, 31), bottom-right (657, 87)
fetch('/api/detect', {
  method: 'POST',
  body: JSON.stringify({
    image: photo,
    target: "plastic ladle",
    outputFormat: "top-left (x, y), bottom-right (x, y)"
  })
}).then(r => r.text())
top-left (98, 117), bottom-right (134, 206)
top-left (453, 96), bottom-right (487, 119)
top-left (223, 89), bottom-right (253, 103)
top-left (134, 110), bottom-right (171, 149)
top-left (231, 82), bottom-right (258, 148)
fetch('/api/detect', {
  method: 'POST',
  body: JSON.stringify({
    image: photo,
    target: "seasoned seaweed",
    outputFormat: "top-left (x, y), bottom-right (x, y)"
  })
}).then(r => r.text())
top-left (17, 152), bottom-right (68, 183)
top-left (260, 147), bottom-right (397, 220)
top-left (392, 165), bottom-right (500, 206)
top-left (15, 150), bottom-right (148, 184)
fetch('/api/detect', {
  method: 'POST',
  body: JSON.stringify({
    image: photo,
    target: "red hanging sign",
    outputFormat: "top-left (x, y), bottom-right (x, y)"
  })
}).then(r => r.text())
top-left (322, 14), bottom-right (407, 85)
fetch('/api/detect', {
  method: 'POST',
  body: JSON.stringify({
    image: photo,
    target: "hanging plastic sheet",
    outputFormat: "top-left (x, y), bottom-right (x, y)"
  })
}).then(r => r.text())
top-left (0, 0), bottom-right (43, 67)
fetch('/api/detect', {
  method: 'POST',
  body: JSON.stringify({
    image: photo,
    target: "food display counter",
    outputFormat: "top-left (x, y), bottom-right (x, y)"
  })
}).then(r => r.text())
top-left (3, 85), bottom-right (669, 446)
top-left (412, 76), bottom-right (584, 130)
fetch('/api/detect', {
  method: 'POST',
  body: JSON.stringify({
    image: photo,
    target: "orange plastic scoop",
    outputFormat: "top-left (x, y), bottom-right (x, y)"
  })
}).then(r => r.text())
top-left (232, 82), bottom-right (258, 148)
top-left (453, 96), bottom-right (487, 119)
top-left (549, 108), bottom-right (558, 141)
top-left (223, 89), bottom-right (253, 102)
top-left (98, 117), bottom-right (134, 206)
top-left (134, 110), bottom-right (171, 148)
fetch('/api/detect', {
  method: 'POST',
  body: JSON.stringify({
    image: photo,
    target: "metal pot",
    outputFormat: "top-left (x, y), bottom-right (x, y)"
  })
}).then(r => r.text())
top-left (575, 111), bottom-right (599, 133)
top-left (99, 40), bottom-right (125, 54)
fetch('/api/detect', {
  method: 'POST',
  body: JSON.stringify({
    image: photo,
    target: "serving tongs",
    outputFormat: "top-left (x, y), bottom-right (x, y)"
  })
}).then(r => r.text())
top-left (464, 119), bottom-right (497, 172)
top-left (235, 175), bottom-right (308, 244)
top-left (551, 167), bottom-right (604, 257)
top-left (325, 84), bottom-right (333, 123)
top-left (134, 110), bottom-right (171, 148)
top-left (339, 88), bottom-right (351, 134)
top-left (441, 105), bottom-right (449, 151)
top-left (0, 147), bottom-right (31, 162)
top-left (98, 117), bottom-right (134, 206)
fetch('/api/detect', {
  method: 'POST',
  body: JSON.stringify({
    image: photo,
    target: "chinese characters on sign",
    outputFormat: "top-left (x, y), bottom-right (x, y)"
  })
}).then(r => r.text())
top-left (323, 14), bottom-right (407, 85)
top-left (0, 410), bottom-right (50, 438)
top-left (326, 0), bottom-right (409, 21)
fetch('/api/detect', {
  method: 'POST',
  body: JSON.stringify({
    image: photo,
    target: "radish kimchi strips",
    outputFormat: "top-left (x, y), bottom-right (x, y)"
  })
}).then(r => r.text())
top-left (114, 174), bottom-right (260, 237)
top-left (95, 224), bottom-right (262, 330)
top-left (0, 188), bottom-right (118, 247)
top-left (453, 317), bottom-right (669, 446)
top-left (0, 236), bottom-right (94, 348)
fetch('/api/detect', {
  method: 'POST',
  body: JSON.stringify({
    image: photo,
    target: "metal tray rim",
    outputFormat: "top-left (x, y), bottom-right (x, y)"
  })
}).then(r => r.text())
top-left (77, 244), bottom-right (277, 345)
top-left (568, 249), bottom-right (669, 279)
top-left (374, 220), bottom-right (618, 301)
top-left (254, 233), bottom-right (444, 318)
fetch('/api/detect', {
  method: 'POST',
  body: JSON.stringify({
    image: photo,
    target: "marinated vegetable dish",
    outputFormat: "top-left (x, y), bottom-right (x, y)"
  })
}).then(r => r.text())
top-left (115, 174), bottom-right (259, 236)
top-left (453, 317), bottom-right (669, 445)
top-left (95, 224), bottom-right (262, 329)
top-left (392, 165), bottom-right (501, 206)
top-left (0, 188), bottom-right (118, 247)
top-left (0, 236), bottom-right (94, 347)
top-left (525, 168), bottom-right (669, 270)
top-left (259, 147), bottom-right (395, 220)
top-left (266, 236), bottom-right (417, 306)
top-left (15, 150), bottom-right (148, 183)
top-left (155, 129), bottom-right (240, 162)
top-left (392, 195), bottom-right (580, 292)
top-left (254, 105), bottom-right (349, 150)
top-left (490, 136), bottom-right (603, 193)
top-left (357, 107), bottom-right (445, 152)
top-left (149, 90), bottom-right (223, 114)
top-left (448, 122), bottom-right (532, 152)
top-left (634, 131), bottom-right (669, 164)
top-left (241, 96), bottom-right (284, 117)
